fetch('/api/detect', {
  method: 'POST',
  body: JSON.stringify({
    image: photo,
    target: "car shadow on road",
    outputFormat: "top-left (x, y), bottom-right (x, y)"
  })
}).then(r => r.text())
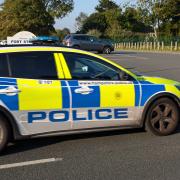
top-left (2, 125), bottom-right (180, 156)
top-left (2, 128), bottom-right (144, 156)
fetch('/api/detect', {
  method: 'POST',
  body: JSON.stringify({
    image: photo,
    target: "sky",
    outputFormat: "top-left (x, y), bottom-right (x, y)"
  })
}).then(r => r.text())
top-left (0, 0), bottom-right (136, 32)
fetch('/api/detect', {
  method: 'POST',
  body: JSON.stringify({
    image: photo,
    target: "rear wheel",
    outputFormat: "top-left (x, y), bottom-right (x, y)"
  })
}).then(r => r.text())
top-left (145, 98), bottom-right (179, 136)
top-left (103, 46), bottom-right (111, 54)
top-left (0, 116), bottom-right (9, 152)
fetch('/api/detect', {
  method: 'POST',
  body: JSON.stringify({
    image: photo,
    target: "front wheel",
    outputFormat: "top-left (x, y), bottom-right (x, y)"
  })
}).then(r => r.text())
top-left (103, 47), bottom-right (111, 54)
top-left (0, 116), bottom-right (9, 152)
top-left (145, 98), bottom-right (179, 136)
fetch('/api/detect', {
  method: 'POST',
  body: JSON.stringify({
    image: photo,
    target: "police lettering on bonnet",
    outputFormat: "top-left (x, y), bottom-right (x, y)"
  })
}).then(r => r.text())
top-left (28, 108), bottom-right (129, 123)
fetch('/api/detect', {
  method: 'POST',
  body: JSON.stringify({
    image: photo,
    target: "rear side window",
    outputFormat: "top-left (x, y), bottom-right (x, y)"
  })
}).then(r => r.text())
top-left (8, 52), bottom-right (58, 79)
top-left (0, 54), bottom-right (9, 77)
top-left (73, 36), bottom-right (89, 41)
top-left (64, 35), bottom-right (71, 40)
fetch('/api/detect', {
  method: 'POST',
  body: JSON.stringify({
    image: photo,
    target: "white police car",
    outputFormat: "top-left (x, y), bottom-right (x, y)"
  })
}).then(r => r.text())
top-left (0, 46), bottom-right (179, 152)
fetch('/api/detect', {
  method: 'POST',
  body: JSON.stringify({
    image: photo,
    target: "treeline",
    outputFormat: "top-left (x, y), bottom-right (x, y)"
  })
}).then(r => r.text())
top-left (75, 0), bottom-right (180, 43)
top-left (0, 0), bottom-right (179, 43)
top-left (0, 0), bottom-right (74, 39)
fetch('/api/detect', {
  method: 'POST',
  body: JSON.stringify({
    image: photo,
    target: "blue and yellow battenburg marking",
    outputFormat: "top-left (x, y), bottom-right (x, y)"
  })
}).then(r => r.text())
top-left (0, 77), bottom-right (178, 122)
top-left (65, 80), bottom-right (136, 108)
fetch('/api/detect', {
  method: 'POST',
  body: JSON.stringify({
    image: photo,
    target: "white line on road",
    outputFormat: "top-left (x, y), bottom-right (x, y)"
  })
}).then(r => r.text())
top-left (122, 55), bottom-right (149, 60)
top-left (0, 158), bottom-right (63, 170)
top-left (107, 54), bottom-right (149, 60)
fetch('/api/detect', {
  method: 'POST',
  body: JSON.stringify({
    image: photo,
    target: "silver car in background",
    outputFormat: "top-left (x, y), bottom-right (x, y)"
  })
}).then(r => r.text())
top-left (63, 34), bottom-right (114, 54)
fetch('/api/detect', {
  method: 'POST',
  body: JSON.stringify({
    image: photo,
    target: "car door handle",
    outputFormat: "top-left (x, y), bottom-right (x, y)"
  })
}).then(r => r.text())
top-left (0, 86), bottom-right (21, 96)
top-left (74, 86), bottom-right (94, 95)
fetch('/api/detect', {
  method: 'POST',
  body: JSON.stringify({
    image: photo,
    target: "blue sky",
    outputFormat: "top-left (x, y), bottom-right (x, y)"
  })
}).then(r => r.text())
top-left (0, 0), bottom-right (136, 32)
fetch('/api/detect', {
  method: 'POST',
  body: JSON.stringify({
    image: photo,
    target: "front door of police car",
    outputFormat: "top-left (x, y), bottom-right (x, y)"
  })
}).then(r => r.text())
top-left (63, 53), bottom-right (139, 130)
top-left (6, 52), bottom-right (71, 135)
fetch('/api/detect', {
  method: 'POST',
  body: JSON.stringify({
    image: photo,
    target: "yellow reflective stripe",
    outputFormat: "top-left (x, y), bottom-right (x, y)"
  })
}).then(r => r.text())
top-left (54, 53), bottom-right (64, 79)
top-left (58, 53), bottom-right (72, 79)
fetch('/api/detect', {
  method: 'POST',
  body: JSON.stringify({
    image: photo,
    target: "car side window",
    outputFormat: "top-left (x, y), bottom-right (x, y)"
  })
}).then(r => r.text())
top-left (74, 36), bottom-right (89, 41)
top-left (89, 36), bottom-right (98, 42)
top-left (63, 53), bottom-right (121, 81)
top-left (8, 52), bottom-right (58, 80)
top-left (0, 54), bottom-right (9, 77)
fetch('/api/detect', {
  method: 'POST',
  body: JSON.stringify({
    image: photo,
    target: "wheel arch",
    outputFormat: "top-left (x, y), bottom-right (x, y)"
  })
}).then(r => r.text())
top-left (0, 106), bottom-right (23, 140)
top-left (103, 45), bottom-right (111, 49)
top-left (141, 92), bottom-right (180, 127)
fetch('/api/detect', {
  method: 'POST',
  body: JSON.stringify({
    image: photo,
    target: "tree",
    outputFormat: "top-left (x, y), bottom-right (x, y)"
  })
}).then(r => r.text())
top-left (0, 0), bottom-right (55, 39)
top-left (138, 0), bottom-right (180, 37)
top-left (42, 0), bottom-right (74, 18)
top-left (81, 0), bottom-right (121, 36)
top-left (75, 12), bottom-right (88, 32)
top-left (87, 29), bottom-right (102, 38)
top-left (81, 13), bottom-right (108, 34)
top-left (123, 7), bottom-right (152, 33)
top-left (0, 0), bottom-right (74, 39)
top-left (95, 0), bottom-right (119, 12)
top-left (53, 28), bottom-right (70, 40)
top-left (105, 21), bottom-right (122, 40)
top-left (159, 0), bottom-right (180, 36)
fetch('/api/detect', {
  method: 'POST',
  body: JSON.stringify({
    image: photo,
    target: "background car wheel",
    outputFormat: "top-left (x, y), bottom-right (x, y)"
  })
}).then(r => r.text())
top-left (0, 116), bottom-right (9, 152)
top-left (145, 98), bottom-right (179, 136)
top-left (103, 47), bottom-right (111, 54)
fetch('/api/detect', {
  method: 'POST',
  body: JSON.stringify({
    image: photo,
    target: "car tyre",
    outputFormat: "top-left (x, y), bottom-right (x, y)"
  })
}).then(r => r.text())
top-left (103, 47), bottom-right (111, 54)
top-left (0, 115), bottom-right (10, 152)
top-left (145, 98), bottom-right (179, 136)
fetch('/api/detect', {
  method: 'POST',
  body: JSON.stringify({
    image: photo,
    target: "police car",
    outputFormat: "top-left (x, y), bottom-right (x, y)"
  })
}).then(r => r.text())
top-left (0, 46), bottom-right (179, 152)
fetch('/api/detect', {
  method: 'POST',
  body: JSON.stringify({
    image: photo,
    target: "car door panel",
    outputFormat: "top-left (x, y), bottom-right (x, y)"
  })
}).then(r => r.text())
top-left (65, 80), bottom-right (140, 130)
top-left (61, 53), bottom-right (142, 130)
top-left (1, 51), bottom-right (73, 136)
top-left (15, 79), bottom-right (71, 135)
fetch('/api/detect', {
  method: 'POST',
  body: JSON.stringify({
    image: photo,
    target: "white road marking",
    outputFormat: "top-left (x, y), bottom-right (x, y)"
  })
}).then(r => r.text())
top-left (0, 158), bottom-right (63, 170)
top-left (106, 54), bottom-right (149, 60)
top-left (122, 55), bottom-right (149, 60)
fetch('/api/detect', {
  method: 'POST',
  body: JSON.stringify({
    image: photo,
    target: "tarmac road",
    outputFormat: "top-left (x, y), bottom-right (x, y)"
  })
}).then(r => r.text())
top-left (0, 51), bottom-right (180, 180)
top-left (104, 51), bottom-right (180, 82)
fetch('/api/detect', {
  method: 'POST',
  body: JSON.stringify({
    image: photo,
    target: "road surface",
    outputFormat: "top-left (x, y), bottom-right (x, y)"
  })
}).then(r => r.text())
top-left (0, 51), bottom-right (180, 180)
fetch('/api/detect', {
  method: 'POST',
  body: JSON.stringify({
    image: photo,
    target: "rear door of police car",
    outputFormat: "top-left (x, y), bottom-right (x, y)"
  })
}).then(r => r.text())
top-left (0, 51), bottom-right (71, 135)
top-left (61, 52), bottom-right (139, 130)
